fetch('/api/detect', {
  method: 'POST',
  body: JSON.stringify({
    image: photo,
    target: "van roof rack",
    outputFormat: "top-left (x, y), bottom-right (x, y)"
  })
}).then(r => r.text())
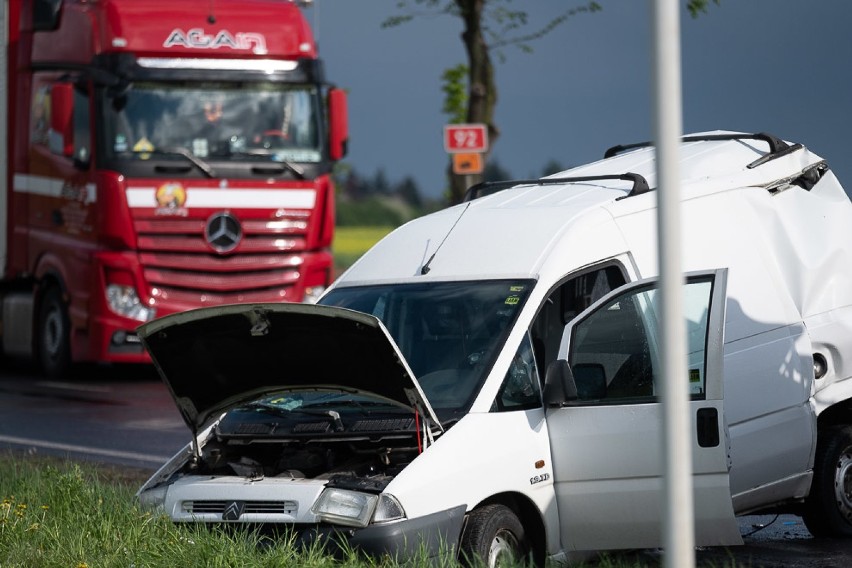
top-left (463, 173), bottom-right (650, 202)
top-left (604, 132), bottom-right (803, 169)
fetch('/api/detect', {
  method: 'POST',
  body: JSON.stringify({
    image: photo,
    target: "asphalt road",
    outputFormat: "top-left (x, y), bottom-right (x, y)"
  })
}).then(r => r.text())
top-left (1, 359), bottom-right (851, 566)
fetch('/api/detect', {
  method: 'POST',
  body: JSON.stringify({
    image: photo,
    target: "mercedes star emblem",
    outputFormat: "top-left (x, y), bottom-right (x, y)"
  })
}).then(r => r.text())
top-left (205, 212), bottom-right (242, 253)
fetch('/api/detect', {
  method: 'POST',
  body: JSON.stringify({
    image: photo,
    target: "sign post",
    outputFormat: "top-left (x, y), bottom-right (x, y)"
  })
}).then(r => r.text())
top-left (445, 124), bottom-right (488, 176)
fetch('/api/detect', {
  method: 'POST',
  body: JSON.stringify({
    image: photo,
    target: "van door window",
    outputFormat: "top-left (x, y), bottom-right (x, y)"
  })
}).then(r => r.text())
top-left (568, 278), bottom-right (714, 403)
top-left (493, 333), bottom-right (542, 411)
top-left (531, 265), bottom-right (626, 379)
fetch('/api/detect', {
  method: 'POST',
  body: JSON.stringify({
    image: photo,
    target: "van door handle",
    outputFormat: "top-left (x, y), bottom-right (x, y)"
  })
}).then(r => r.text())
top-left (696, 407), bottom-right (720, 448)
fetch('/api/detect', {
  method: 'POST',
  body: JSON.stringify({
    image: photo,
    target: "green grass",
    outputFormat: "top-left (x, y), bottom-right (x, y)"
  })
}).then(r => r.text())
top-left (332, 225), bottom-right (396, 273)
top-left (0, 454), bottom-right (414, 567)
top-left (0, 453), bottom-right (740, 567)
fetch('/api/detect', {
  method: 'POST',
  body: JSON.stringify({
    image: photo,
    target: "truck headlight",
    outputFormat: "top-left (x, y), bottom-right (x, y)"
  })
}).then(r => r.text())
top-left (106, 284), bottom-right (156, 322)
top-left (302, 285), bottom-right (326, 304)
top-left (311, 488), bottom-right (377, 527)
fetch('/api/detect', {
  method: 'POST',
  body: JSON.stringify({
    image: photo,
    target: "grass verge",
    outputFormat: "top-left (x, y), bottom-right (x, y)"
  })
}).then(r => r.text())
top-left (0, 455), bottom-right (739, 568)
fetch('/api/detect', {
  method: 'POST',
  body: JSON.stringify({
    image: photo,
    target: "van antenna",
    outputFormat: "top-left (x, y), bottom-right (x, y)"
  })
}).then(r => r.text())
top-left (207, 0), bottom-right (216, 24)
top-left (420, 202), bottom-right (471, 275)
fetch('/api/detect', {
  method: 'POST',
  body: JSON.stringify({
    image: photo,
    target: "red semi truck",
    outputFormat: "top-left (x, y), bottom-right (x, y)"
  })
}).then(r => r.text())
top-left (0, 0), bottom-right (348, 376)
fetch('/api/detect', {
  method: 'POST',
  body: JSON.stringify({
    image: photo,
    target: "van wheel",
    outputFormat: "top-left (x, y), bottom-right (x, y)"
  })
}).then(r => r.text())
top-left (459, 504), bottom-right (530, 567)
top-left (803, 425), bottom-right (852, 537)
top-left (37, 287), bottom-right (71, 379)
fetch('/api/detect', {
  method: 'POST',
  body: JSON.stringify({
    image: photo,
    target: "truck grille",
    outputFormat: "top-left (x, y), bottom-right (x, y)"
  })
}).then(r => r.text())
top-left (134, 212), bottom-right (311, 304)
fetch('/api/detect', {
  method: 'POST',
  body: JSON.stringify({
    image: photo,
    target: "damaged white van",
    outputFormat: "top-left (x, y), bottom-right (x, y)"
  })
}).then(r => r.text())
top-left (137, 131), bottom-right (852, 566)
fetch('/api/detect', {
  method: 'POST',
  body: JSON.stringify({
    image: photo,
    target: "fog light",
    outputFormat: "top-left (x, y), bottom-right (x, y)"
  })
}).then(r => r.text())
top-left (106, 284), bottom-right (156, 322)
top-left (111, 331), bottom-right (142, 345)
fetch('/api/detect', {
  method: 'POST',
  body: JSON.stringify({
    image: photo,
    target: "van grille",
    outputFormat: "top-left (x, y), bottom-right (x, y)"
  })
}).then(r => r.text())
top-left (183, 500), bottom-right (298, 515)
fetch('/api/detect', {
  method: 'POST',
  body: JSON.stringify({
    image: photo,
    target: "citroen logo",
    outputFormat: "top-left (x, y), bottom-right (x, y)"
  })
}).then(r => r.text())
top-left (205, 212), bottom-right (242, 253)
top-left (222, 500), bottom-right (245, 521)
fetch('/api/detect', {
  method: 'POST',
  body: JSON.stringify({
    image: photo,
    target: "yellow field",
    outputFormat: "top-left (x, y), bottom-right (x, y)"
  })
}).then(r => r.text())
top-left (332, 225), bottom-right (396, 271)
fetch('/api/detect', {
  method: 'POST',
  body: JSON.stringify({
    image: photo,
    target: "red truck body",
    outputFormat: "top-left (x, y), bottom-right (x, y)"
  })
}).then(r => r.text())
top-left (0, 0), bottom-right (348, 375)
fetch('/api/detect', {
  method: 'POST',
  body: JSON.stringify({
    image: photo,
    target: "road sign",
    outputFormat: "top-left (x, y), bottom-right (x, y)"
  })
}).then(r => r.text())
top-left (452, 152), bottom-right (484, 175)
top-left (444, 124), bottom-right (488, 153)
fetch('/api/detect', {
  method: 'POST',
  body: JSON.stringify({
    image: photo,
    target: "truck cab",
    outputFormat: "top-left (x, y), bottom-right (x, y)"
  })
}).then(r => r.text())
top-left (1, 0), bottom-right (348, 375)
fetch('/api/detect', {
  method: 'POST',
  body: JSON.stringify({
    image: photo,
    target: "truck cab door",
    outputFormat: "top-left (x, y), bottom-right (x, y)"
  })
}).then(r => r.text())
top-left (545, 269), bottom-right (742, 551)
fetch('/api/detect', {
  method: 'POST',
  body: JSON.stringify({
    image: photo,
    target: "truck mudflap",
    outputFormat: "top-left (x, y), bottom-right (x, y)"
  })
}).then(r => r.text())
top-left (295, 504), bottom-right (467, 561)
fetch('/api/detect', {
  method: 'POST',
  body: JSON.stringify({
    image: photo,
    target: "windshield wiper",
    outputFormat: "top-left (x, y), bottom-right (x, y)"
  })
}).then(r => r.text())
top-left (231, 149), bottom-right (305, 180)
top-left (150, 147), bottom-right (216, 178)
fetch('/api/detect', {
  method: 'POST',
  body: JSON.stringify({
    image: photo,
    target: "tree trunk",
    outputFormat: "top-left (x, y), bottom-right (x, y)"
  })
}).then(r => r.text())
top-left (449, 0), bottom-right (498, 204)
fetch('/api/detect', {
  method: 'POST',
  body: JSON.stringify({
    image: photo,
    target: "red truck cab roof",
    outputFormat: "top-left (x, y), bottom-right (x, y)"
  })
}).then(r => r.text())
top-left (32, 0), bottom-right (317, 63)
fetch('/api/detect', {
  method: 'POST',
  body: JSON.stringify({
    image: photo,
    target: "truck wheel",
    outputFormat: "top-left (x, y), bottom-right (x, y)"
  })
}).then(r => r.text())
top-left (803, 425), bottom-right (852, 537)
top-left (459, 504), bottom-right (530, 568)
top-left (37, 287), bottom-right (71, 379)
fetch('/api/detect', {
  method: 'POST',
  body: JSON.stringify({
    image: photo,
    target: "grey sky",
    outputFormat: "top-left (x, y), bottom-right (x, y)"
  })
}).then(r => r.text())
top-left (314, 1), bottom-right (852, 198)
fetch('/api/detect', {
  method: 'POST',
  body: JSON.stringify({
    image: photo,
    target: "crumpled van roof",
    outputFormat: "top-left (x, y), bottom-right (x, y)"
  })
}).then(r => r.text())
top-left (332, 131), bottom-right (830, 286)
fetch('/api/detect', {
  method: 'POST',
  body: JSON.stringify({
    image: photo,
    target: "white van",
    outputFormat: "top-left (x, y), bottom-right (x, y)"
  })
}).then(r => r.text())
top-left (137, 131), bottom-right (852, 566)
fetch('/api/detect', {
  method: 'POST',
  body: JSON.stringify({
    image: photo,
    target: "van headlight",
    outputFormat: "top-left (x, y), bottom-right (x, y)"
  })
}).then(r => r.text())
top-left (137, 484), bottom-right (168, 511)
top-left (311, 489), bottom-right (407, 527)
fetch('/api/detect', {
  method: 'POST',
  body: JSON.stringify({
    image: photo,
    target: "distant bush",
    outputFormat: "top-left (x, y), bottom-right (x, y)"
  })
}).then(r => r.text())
top-left (336, 196), bottom-right (408, 227)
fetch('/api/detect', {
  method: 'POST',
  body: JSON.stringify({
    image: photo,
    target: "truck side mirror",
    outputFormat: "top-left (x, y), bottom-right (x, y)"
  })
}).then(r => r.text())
top-left (327, 88), bottom-right (348, 161)
top-left (543, 360), bottom-right (578, 407)
top-left (49, 83), bottom-right (74, 158)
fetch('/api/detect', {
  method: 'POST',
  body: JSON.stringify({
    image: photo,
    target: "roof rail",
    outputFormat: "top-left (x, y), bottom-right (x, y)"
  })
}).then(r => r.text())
top-left (604, 132), bottom-right (803, 169)
top-left (463, 173), bottom-right (650, 202)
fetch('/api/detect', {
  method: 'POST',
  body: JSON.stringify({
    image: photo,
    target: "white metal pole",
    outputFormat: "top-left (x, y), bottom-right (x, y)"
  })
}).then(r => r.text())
top-left (650, 1), bottom-right (693, 567)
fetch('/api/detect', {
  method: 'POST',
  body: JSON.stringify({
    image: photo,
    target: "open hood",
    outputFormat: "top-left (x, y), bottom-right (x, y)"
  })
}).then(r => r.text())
top-left (137, 303), bottom-right (443, 437)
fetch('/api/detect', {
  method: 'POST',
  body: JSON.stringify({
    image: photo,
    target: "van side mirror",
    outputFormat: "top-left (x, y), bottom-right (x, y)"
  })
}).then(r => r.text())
top-left (327, 88), bottom-right (348, 161)
top-left (49, 83), bottom-right (74, 157)
top-left (543, 360), bottom-right (578, 407)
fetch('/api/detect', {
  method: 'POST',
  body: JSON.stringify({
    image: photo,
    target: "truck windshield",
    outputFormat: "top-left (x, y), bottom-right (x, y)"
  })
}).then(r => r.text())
top-left (319, 280), bottom-right (534, 419)
top-left (104, 81), bottom-right (322, 164)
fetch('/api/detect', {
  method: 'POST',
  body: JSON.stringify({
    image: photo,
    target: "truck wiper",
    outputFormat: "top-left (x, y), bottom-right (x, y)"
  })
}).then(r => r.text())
top-left (231, 149), bottom-right (305, 180)
top-left (149, 147), bottom-right (216, 178)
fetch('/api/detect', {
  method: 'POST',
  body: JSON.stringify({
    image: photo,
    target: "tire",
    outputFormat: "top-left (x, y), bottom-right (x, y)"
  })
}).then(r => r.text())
top-left (459, 504), bottom-right (530, 568)
top-left (803, 425), bottom-right (852, 537)
top-left (37, 286), bottom-right (71, 379)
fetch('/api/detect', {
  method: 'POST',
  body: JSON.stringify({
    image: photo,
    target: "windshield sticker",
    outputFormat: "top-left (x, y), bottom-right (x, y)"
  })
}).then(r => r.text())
top-left (114, 134), bottom-right (128, 153)
top-left (505, 295), bottom-right (520, 306)
top-left (155, 183), bottom-right (188, 216)
top-left (509, 285), bottom-right (525, 292)
top-left (132, 137), bottom-right (154, 160)
top-left (274, 150), bottom-right (322, 163)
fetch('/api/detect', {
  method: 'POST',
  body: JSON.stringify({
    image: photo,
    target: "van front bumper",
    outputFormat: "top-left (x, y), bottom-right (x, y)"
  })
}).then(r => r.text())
top-left (296, 504), bottom-right (467, 561)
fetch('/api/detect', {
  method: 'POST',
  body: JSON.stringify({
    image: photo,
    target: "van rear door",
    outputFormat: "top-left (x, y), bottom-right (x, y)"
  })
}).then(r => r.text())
top-left (546, 269), bottom-right (742, 551)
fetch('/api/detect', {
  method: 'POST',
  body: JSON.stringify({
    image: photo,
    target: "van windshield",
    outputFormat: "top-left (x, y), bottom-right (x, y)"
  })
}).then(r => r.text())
top-left (319, 280), bottom-right (534, 419)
